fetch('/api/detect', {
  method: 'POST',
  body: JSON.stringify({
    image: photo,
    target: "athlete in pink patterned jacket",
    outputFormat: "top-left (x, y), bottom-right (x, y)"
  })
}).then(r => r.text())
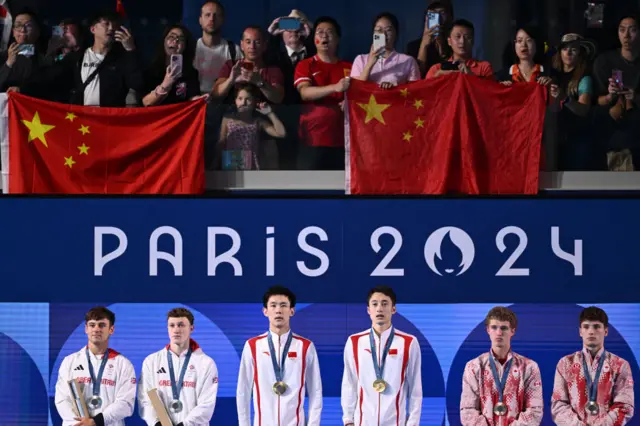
top-left (551, 306), bottom-right (635, 426)
top-left (460, 306), bottom-right (543, 426)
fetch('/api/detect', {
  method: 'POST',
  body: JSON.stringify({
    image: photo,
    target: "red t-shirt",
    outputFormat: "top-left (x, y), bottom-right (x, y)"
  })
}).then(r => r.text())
top-left (294, 55), bottom-right (352, 147)
top-left (217, 59), bottom-right (284, 102)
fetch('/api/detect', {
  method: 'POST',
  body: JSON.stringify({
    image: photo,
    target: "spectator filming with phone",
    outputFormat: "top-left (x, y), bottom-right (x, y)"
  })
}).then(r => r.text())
top-left (142, 24), bottom-right (201, 106)
top-left (45, 19), bottom-right (83, 65)
top-left (351, 12), bottom-right (420, 89)
top-left (0, 8), bottom-right (44, 93)
top-left (406, 0), bottom-right (454, 77)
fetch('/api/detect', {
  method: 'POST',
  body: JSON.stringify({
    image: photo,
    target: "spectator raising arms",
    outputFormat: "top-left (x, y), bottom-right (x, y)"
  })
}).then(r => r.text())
top-left (142, 24), bottom-right (201, 107)
top-left (496, 26), bottom-right (551, 86)
top-left (426, 19), bottom-right (493, 79)
top-left (351, 12), bottom-right (420, 89)
top-left (406, 0), bottom-right (454, 77)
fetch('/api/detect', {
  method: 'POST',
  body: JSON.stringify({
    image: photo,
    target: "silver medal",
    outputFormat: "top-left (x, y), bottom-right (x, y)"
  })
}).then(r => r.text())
top-left (169, 399), bottom-right (183, 413)
top-left (88, 395), bottom-right (102, 409)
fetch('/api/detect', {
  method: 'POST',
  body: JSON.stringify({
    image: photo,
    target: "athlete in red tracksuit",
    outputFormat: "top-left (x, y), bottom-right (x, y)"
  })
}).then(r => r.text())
top-left (341, 286), bottom-right (422, 426)
top-left (237, 286), bottom-right (323, 426)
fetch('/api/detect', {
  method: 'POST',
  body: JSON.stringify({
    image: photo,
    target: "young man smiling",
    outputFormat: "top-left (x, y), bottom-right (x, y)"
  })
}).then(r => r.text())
top-left (54, 306), bottom-right (136, 426)
top-left (236, 285), bottom-right (322, 426)
top-left (138, 307), bottom-right (218, 426)
top-left (460, 306), bottom-right (543, 426)
top-left (552, 306), bottom-right (635, 425)
top-left (341, 285), bottom-right (422, 426)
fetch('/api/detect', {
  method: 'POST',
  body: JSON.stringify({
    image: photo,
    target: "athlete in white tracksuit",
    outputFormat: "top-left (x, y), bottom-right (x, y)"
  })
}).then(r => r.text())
top-left (54, 307), bottom-right (136, 426)
top-left (138, 308), bottom-right (218, 426)
top-left (237, 286), bottom-right (323, 426)
top-left (341, 286), bottom-right (422, 426)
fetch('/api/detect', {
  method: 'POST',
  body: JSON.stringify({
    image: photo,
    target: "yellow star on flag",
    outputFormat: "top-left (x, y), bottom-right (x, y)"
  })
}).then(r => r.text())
top-left (78, 125), bottom-right (90, 135)
top-left (357, 95), bottom-right (391, 125)
top-left (400, 88), bottom-right (409, 97)
top-left (413, 99), bottom-right (424, 109)
top-left (414, 117), bottom-right (425, 128)
top-left (64, 156), bottom-right (76, 168)
top-left (78, 143), bottom-right (90, 155)
top-left (21, 111), bottom-right (55, 148)
top-left (403, 131), bottom-right (413, 142)
top-left (65, 112), bottom-right (77, 122)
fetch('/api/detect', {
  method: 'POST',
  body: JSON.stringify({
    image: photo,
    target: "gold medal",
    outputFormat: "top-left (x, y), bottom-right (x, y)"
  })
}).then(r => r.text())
top-left (372, 379), bottom-right (387, 393)
top-left (272, 381), bottom-right (288, 395)
top-left (493, 402), bottom-right (508, 416)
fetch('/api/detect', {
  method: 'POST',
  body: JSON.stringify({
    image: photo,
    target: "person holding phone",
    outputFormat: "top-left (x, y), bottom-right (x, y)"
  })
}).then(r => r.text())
top-left (406, 0), bottom-right (454, 77)
top-left (0, 8), bottom-right (45, 93)
top-left (45, 19), bottom-right (84, 64)
top-left (142, 24), bottom-right (201, 107)
top-left (351, 12), bottom-right (420, 89)
top-left (425, 19), bottom-right (494, 80)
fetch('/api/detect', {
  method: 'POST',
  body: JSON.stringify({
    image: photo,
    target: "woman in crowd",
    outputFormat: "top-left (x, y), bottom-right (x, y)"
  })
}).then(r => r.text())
top-left (549, 33), bottom-right (596, 170)
top-left (142, 24), bottom-right (201, 106)
top-left (218, 83), bottom-right (286, 170)
top-left (0, 8), bottom-right (46, 92)
top-left (496, 25), bottom-right (551, 86)
top-left (351, 12), bottom-right (420, 89)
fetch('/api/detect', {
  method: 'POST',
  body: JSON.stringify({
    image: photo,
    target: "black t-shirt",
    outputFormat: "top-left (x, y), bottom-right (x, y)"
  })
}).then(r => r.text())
top-left (592, 49), bottom-right (640, 97)
top-left (143, 63), bottom-right (200, 105)
top-left (405, 38), bottom-right (451, 77)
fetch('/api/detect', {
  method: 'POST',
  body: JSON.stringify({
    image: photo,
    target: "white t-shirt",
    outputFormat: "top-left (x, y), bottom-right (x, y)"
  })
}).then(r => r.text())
top-left (194, 38), bottom-right (242, 94)
top-left (81, 48), bottom-right (105, 106)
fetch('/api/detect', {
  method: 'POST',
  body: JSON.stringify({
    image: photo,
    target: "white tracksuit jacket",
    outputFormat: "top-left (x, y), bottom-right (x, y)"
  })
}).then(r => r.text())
top-left (138, 340), bottom-right (218, 426)
top-left (236, 330), bottom-right (323, 426)
top-left (341, 327), bottom-right (422, 426)
top-left (54, 346), bottom-right (136, 426)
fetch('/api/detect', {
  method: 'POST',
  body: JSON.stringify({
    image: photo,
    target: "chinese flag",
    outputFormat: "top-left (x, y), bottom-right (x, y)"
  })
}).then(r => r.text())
top-left (8, 93), bottom-right (206, 194)
top-left (346, 74), bottom-right (546, 194)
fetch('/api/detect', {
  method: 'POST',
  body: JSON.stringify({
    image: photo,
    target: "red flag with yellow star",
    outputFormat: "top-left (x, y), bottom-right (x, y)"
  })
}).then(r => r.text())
top-left (346, 74), bottom-right (546, 194)
top-left (8, 93), bottom-right (206, 194)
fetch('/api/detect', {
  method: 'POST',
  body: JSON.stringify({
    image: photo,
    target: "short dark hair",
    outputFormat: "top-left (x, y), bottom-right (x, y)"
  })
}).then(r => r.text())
top-left (201, 0), bottom-right (225, 16)
top-left (89, 10), bottom-right (121, 27)
top-left (367, 285), bottom-right (397, 306)
top-left (314, 16), bottom-right (342, 38)
top-left (447, 18), bottom-right (474, 38)
top-left (262, 286), bottom-right (297, 308)
top-left (372, 12), bottom-right (400, 36)
top-left (168, 307), bottom-right (195, 325)
top-left (580, 306), bottom-right (608, 328)
top-left (485, 306), bottom-right (517, 329)
top-left (85, 306), bottom-right (115, 326)
top-left (241, 25), bottom-right (265, 40)
top-left (234, 82), bottom-right (260, 99)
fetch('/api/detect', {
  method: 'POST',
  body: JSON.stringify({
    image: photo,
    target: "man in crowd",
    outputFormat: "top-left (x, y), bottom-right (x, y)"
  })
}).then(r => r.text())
top-left (426, 18), bottom-right (493, 79)
top-left (460, 306), bottom-right (543, 425)
top-left (406, 0), bottom-right (454, 77)
top-left (237, 286), bottom-right (322, 426)
top-left (341, 286), bottom-right (422, 426)
top-left (138, 307), bottom-right (218, 426)
top-left (551, 306), bottom-right (634, 425)
top-left (593, 14), bottom-right (639, 170)
top-left (194, 0), bottom-right (241, 95)
top-left (54, 306), bottom-right (136, 426)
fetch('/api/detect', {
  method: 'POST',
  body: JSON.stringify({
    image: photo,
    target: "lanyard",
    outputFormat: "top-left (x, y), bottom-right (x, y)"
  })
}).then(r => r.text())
top-left (167, 347), bottom-right (193, 402)
top-left (267, 331), bottom-right (294, 382)
top-left (85, 348), bottom-right (109, 397)
top-left (488, 355), bottom-right (514, 403)
top-left (370, 327), bottom-right (395, 381)
top-left (582, 350), bottom-right (606, 401)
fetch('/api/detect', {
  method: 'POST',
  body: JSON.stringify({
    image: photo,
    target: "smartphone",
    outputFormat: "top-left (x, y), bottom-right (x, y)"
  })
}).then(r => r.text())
top-left (441, 61), bottom-right (459, 71)
top-left (612, 70), bottom-right (624, 90)
top-left (241, 61), bottom-right (254, 71)
top-left (17, 44), bottom-right (35, 56)
top-left (427, 11), bottom-right (441, 29)
top-left (170, 54), bottom-right (183, 77)
top-left (52, 25), bottom-right (64, 37)
top-left (278, 17), bottom-right (301, 31)
top-left (373, 32), bottom-right (386, 52)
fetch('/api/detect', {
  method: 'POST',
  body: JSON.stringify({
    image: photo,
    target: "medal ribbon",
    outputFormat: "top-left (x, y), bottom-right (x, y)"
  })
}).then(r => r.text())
top-left (582, 350), bottom-right (606, 403)
top-left (85, 348), bottom-right (110, 398)
top-left (488, 355), bottom-right (513, 403)
top-left (370, 327), bottom-right (395, 382)
top-left (167, 346), bottom-right (193, 402)
top-left (268, 331), bottom-right (293, 383)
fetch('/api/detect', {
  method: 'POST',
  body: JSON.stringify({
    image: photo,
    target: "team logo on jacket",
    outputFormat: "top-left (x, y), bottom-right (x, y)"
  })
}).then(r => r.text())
top-left (424, 227), bottom-right (475, 276)
top-left (603, 363), bottom-right (610, 373)
top-left (189, 364), bottom-right (195, 370)
top-left (512, 368), bottom-right (519, 378)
